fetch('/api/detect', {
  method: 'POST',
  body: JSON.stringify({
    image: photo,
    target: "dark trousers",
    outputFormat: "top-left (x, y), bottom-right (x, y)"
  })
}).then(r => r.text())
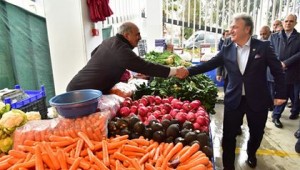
top-left (222, 97), bottom-right (268, 169)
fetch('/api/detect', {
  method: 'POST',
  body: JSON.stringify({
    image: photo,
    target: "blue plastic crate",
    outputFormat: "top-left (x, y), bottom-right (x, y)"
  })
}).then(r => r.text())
top-left (4, 85), bottom-right (46, 109)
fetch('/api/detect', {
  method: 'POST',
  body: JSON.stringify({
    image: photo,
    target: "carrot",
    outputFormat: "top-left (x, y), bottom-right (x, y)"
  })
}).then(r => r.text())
top-left (123, 144), bottom-right (147, 153)
top-left (41, 153), bottom-right (56, 170)
top-left (63, 142), bottom-right (77, 153)
top-left (126, 140), bottom-right (138, 147)
top-left (48, 135), bottom-right (74, 142)
top-left (0, 159), bottom-right (12, 170)
top-left (131, 158), bottom-right (142, 170)
top-left (24, 153), bottom-right (33, 162)
top-left (113, 152), bottom-right (132, 163)
top-left (7, 157), bottom-right (20, 165)
top-left (69, 157), bottom-right (81, 170)
top-left (132, 138), bottom-right (150, 146)
top-left (8, 150), bottom-right (27, 159)
top-left (179, 143), bottom-right (200, 163)
top-left (138, 152), bottom-right (150, 165)
top-left (35, 145), bottom-right (44, 170)
top-left (172, 145), bottom-right (189, 160)
top-left (57, 149), bottom-right (68, 170)
top-left (102, 139), bottom-right (110, 167)
top-left (163, 143), bottom-right (174, 157)
top-left (155, 155), bottom-right (164, 168)
top-left (122, 151), bottom-right (144, 157)
top-left (145, 162), bottom-right (156, 170)
top-left (74, 139), bottom-right (84, 158)
top-left (115, 159), bottom-right (122, 170)
top-left (50, 140), bottom-right (75, 148)
top-left (108, 140), bottom-right (128, 150)
top-left (146, 142), bottom-right (159, 152)
top-left (17, 145), bottom-right (35, 154)
top-left (162, 142), bottom-right (183, 169)
top-left (87, 148), bottom-right (94, 162)
top-left (77, 131), bottom-right (95, 150)
top-left (43, 142), bottom-right (60, 169)
top-left (67, 157), bottom-right (91, 170)
top-left (34, 131), bottom-right (42, 142)
top-left (148, 147), bottom-right (156, 159)
top-left (92, 155), bottom-right (109, 170)
top-left (11, 159), bottom-right (35, 170)
top-left (179, 162), bottom-right (207, 170)
top-left (110, 135), bottom-right (129, 142)
top-left (153, 147), bottom-right (160, 161)
top-left (23, 140), bottom-right (36, 146)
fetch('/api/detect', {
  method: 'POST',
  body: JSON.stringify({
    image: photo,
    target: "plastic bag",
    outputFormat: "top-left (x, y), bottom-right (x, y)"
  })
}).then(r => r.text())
top-left (109, 82), bottom-right (135, 98)
top-left (98, 94), bottom-right (123, 119)
top-left (12, 111), bottom-right (110, 149)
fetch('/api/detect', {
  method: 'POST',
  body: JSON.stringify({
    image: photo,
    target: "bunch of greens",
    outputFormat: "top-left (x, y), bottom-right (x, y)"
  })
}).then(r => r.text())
top-left (133, 75), bottom-right (218, 114)
top-left (144, 51), bottom-right (192, 67)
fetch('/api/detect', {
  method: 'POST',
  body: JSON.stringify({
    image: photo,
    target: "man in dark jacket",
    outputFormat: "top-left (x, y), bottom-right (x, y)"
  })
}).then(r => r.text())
top-left (269, 14), bottom-right (300, 128)
top-left (67, 22), bottom-right (180, 94)
top-left (176, 13), bottom-right (286, 169)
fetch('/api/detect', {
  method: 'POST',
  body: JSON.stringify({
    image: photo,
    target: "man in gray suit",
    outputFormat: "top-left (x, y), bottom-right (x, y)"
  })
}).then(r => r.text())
top-left (177, 13), bottom-right (286, 170)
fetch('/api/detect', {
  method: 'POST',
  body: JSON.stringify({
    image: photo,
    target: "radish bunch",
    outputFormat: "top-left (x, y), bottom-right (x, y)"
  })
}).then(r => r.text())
top-left (117, 95), bottom-right (210, 132)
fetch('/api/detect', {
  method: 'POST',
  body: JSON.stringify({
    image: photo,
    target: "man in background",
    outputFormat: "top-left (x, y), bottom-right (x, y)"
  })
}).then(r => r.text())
top-left (270, 13), bottom-right (300, 128)
top-left (259, 25), bottom-right (271, 41)
top-left (272, 19), bottom-right (283, 33)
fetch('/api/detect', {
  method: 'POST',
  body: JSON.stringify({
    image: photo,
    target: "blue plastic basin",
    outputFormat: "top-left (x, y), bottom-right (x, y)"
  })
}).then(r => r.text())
top-left (49, 89), bottom-right (102, 118)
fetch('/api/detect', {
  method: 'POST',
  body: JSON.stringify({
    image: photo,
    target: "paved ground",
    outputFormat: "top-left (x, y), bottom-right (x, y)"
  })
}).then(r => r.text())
top-left (210, 101), bottom-right (300, 170)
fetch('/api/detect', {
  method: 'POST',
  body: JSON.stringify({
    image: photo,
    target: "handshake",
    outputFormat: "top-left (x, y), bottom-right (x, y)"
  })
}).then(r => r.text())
top-left (175, 66), bottom-right (189, 79)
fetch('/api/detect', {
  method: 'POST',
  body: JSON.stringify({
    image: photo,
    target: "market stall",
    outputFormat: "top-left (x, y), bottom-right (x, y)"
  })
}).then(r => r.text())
top-left (0, 51), bottom-right (218, 169)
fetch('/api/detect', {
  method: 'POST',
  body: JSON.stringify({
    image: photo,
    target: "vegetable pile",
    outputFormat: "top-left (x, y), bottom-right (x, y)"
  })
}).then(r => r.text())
top-left (0, 109), bottom-right (27, 153)
top-left (144, 51), bottom-right (192, 67)
top-left (134, 75), bottom-right (218, 114)
top-left (0, 134), bottom-right (213, 170)
top-left (108, 96), bottom-right (213, 158)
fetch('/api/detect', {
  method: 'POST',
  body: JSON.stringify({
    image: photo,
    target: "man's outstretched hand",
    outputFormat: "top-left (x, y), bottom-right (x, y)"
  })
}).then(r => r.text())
top-left (175, 66), bottom-right (189, 79)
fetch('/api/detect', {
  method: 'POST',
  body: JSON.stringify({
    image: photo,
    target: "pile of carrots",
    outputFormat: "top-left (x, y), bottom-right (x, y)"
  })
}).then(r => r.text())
top-left (12, 111), bottom-right (109, 149)
top-left (0, 133), bottom-right (213, 170)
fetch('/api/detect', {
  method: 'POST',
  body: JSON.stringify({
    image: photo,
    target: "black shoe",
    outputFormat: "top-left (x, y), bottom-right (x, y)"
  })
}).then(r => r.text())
top-left (237, 127), bottom-right (242, 136)
top-left (295, 129), bottom-right (300, 139)
top-left (296, 139), bottom-right (300, 153)
top-left (289, 114), bottom-right (299, 120)
top-left (246, 156), bottom-right (257, 168)
top-left (272, 118), bottom-right (283, 128)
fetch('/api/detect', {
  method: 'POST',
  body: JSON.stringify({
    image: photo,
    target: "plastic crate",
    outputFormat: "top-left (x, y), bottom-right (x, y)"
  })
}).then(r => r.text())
top-left (4, 85), bottom-right (48, 119)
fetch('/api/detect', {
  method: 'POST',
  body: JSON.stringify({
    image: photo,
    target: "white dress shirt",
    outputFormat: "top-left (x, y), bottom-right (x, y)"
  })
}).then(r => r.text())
top-left (236, 38), bottom-right (251, 95)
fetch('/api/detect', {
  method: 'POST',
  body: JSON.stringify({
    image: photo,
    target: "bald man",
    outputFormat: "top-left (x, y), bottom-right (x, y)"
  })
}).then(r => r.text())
top-left (272, 19), bottom-right (283, 33)
top-left (260, 25), bottom-right (271, 40)
top-left (67, 22), bottom-right (182, 93)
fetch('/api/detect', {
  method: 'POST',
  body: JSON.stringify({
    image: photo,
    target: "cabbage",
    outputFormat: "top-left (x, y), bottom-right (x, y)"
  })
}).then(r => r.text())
top-left (0, 137), bottom-right (13, 153)
top-left (0, 102), bottom-right (10, 118)
top-left (0, 109), bottom-right (27, 134)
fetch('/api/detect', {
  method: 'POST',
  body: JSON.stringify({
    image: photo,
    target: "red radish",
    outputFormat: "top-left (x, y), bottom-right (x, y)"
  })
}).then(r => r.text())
top-left (119, 107), bottom-right (130, 116)
top-left (147, 114), bottom-right (156, 122)
top-left (183, 100), bottom-right (190, 104)
top-left (173, 101), bottom-right (183, 109)
top-left (187, 112), bottom-right (196, 122)
top-left (153, 110), bottom-right (162, 119)
top-left (193, 122), bottom-right (201, 130)
top-left (175, 111), bottom-right (187, 123)
top-left (168, 96), bottom-right (174, 102)
top-left (138, 106), bottom-right (148, 117)
top-left (160, 108), bottom-right (168, 115)
top-left (190, 100), bottom-right (201, 109)
top-left (200, 126), bottom-right (209, 133)
top-left (131, 101), bottom-right (139, 106)
top-left (152, 105), bottom-right (160, 111)
top-left (182, 103), bottom-right (191, 112)
top-left (154, 96), bottom-right (162, 104)
top-left (125, 97), bottom-right (132, 101)
top-left (146, 95), bottom-right (155, 104)
top-left (169, 109), bottom-right (179, 118)
top-left (130, 105), bottom-right (138, 114)
top-left (162, 114), bottom-right (172, 120)
top-left (171, 98), bottom-right (180, 105)
top-left (196, 116), bottom-right (206, 126)
top-left (163, 103), bottom-right (172, 112)
top-left (162, 98), bottom-right (170, 104)
top-left (121, 100), bottom-right (131, 107)
top-left (139, 98), bottom-right (148, 106)
top-left (147, 106), bottom-right (153, 112)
